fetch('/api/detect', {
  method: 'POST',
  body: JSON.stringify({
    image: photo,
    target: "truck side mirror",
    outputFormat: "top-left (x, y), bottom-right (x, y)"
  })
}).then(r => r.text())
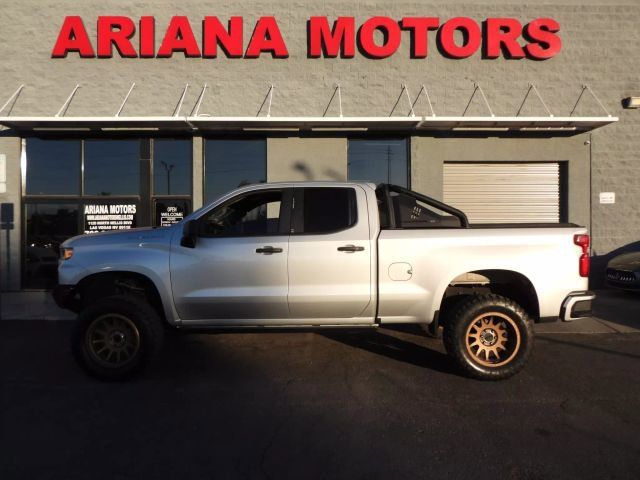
top-left (180, 219), bottom-right (198, 248)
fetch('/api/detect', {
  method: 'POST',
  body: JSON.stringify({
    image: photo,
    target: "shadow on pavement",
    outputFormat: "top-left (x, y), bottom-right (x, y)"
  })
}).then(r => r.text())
top-left (538, 335), bottom-right (640, 360)
top-left (592, 289), bottom-right (640, 331)
top-left (320, 328), bottom-right (457, 376)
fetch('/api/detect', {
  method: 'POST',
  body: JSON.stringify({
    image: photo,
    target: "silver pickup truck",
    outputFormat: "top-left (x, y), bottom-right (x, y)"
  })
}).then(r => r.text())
top-left (54, 182), bottom-right (594, 381)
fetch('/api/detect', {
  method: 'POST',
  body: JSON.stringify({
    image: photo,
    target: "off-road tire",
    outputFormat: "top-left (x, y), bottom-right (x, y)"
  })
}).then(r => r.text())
top-left (443, 294), bottom-right (533, 381)
top-left (71, 295), bottom-right (164, 381)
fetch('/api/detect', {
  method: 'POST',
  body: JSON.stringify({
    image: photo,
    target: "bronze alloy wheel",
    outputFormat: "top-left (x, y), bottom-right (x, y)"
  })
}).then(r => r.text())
top-left (464, 312), bottom-right (521, 368)
top-left (85, 313), bottom-right (141, 368)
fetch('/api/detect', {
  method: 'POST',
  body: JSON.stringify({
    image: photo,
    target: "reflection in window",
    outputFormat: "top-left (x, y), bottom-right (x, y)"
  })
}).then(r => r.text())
top-left (200, 190), bottom-right (281, 237)
top-left (153, 139), bottom-right (192, 196)
top-left (348, 139), bottom-right (408, 187)
top-left (84, 140), bottom-right (140, 196)
top-left (204, 140), bottom-right (266, 203)
top-left (25, 203), bottom-right (79, 289)
top-left (26, 139), bottom-right (81, 195)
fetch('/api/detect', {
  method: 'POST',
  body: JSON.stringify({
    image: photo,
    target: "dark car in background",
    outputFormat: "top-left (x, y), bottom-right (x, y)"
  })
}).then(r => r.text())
top-left (606, 252), bottom-right (640, 290)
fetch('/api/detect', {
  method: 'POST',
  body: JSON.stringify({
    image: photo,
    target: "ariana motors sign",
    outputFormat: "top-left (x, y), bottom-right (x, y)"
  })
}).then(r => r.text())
top-left (52, 16), bottom-right (561, 60)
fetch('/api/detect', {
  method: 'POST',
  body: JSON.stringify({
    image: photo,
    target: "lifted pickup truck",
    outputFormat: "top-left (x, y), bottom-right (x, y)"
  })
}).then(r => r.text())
top-left (54, 182), bottom-right (594, 381)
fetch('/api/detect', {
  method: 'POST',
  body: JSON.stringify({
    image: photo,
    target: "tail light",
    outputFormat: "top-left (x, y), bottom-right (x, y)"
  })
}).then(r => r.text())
top-left (574, 234), bottom-right (590, 277)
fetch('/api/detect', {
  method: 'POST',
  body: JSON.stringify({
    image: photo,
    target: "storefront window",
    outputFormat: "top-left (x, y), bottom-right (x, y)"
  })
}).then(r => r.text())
top-left (153, 139), bottom-right (192, 196)
top-left (26, 139), bottom-right (81, 195)
top-left (24, 203), bottom-right (79, 289)
top-left (23, 138), bottom-right (196, 288)
top-left (348, 139), bottom-right (408, 187)
top-left (204, 139), bottom-right (266, 203)
top-left (84, 140), bottom-right (140, 196)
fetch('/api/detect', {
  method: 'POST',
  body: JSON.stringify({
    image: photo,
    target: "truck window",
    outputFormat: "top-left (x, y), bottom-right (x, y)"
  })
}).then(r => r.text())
top-left (199, 190), bottom-right (283, 237)
top-left (297, 187), bottom-right (357, 234)
top-left (389, 191), bottom-right (461, 229)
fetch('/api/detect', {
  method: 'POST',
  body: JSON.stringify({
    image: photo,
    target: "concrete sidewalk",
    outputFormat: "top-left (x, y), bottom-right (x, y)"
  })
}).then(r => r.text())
top-left (0, 288), bottom-right (638, 333)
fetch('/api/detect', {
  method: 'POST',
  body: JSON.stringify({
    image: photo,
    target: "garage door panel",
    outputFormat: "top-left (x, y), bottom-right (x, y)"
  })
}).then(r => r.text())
top-left (443, 162), bottom-right (561, 224)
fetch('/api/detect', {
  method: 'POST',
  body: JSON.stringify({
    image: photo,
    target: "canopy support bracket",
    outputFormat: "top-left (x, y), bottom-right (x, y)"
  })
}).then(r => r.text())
top-left (190, 84), bottom-right (208, 117)
top-left (0, 84), bottom-right (24, 116)
top-left (55, 84), bottom-right (80, 117)
top-left (517, 83), bottom-right (553, 117)
top-left (323, 84), bottom-right (344, 117)
top-left (115, 83), bottom-right (136, 117)
top-left (463, 82), bottom-right (495, 117)
top-left (570, 84), bottom-right (612, 117)
top-left (257, 84), bottom-right (274, 117)
top-left (173, 84), bottom-right (189, 117)
top-left (390, 84), bottom-right (416, 117)
top-left (413, 84), bottom-right (436, 117)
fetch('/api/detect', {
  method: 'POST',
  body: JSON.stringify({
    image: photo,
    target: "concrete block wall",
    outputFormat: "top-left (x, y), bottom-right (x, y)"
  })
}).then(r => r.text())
top-left (0, 0), bottom-right (638, 287)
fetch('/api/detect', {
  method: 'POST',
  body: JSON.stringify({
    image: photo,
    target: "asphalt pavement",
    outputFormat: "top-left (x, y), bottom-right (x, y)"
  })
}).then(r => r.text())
top-left (1, 318), bottom-right (639, 479)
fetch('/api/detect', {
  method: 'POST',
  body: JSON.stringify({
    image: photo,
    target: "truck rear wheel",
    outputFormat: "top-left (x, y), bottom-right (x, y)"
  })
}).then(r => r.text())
top-left (443, 294), bottom-right (533, 380)
top-left (71, 295), bottom-right (164, 381)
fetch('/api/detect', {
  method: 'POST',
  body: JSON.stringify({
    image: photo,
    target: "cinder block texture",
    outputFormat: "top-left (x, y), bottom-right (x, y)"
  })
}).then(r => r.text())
top-left (267, 138), bottom-right (347, 182)
top-left (0, 0), bottom-right (638, 256)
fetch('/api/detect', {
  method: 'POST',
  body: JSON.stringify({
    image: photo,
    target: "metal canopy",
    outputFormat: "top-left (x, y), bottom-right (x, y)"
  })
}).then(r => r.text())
top-left (0, 115), bottom-right (618, 133)
top-left (0, 82), bottom-right (619, 134)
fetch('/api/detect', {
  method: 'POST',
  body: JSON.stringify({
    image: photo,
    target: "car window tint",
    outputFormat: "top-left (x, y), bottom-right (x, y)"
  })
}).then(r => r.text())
top-left (302, 188), bottom-right (357, 234)
top-left (200, 190), bottom-right (282, 237)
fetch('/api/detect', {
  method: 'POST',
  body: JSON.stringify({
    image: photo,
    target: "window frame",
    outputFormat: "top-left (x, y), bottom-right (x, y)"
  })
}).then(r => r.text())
top-left (347, 137), bottom-right (411, 188)
top-left (290, 186), bottom-right (359, 236)
top-left (202, 137), bottom-right (267, 204)
top-left (152, 138), bottom-right (193, 198)
top-left (24, 138), bottom-right (82, 196)
top-left (196, 188), bottom-right (293, 239)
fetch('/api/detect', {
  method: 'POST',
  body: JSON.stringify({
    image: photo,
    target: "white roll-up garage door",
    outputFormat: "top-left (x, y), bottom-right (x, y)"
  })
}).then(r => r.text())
top-left (443, 162), bottom-right (561, 224)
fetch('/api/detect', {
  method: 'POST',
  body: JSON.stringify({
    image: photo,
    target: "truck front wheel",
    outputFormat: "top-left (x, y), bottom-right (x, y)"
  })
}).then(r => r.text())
top-left (443, 294), bottom-right (533, 380)
top-left (71, 295), bottom-right (164, 381)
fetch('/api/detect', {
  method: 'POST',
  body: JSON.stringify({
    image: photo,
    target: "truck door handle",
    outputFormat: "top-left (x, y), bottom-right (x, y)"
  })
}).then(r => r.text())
top-left (337, 245), bottom-right (365, 253)
top-left (256, 246), bottom-right (283, 254)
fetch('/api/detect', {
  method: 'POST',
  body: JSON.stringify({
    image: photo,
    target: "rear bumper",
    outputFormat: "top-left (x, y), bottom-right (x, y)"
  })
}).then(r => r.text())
top-left (52, 285), bottom-right (80, 313)
top-left (560, 291), bottom-right (595, 321)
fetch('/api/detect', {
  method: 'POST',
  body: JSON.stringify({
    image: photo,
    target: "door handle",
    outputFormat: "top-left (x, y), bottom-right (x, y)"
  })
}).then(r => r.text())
top-left (337, 245), bottom-right (365, 253)
top-left (256, 246), bottom-right (283, 254)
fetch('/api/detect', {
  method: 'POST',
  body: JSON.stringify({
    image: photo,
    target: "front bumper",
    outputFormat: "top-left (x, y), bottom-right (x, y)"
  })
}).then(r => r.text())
top-left (560, 291), bottom-right (595, 321)
top-left (52, 285), bottom-right (81, 313)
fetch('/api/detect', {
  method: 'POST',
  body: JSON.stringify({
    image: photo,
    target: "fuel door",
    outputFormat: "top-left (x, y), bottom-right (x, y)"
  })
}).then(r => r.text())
top-left (388, 262), bottom-right (413, 281)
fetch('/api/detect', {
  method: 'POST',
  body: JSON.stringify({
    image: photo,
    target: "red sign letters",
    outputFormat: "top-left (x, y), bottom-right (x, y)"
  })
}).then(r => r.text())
top-left (52, 16), bottom-right (561, 60)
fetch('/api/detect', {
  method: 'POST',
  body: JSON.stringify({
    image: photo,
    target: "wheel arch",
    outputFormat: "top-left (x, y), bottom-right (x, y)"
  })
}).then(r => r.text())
top-left (437, 269), bottom-right (540, 324)
top-left (76, 271), bottom-right (169, 324)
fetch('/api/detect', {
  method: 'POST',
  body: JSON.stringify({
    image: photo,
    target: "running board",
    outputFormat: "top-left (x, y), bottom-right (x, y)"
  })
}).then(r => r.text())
top-left (173, 324), bottom-right (379, 334)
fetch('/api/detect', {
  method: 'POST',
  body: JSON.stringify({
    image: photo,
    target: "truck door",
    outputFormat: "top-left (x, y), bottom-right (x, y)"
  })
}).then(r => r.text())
top-left (170, 188), bottom-right (292, 323)
top-left (287, 186), bottom-right (373, 322)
